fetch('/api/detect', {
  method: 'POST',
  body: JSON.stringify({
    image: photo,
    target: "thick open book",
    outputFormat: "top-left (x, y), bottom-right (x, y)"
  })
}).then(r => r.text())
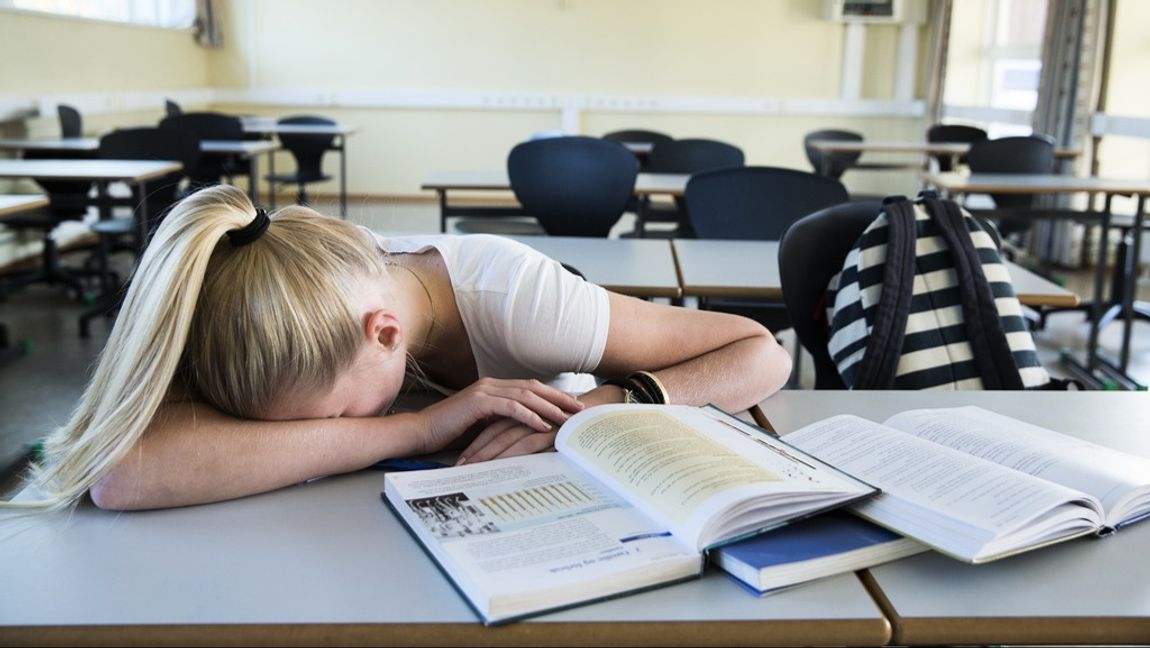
top-left (712, 512), bottom-right (927, 595)
top-left (782, 406), bottom-right (1150, 564)
top-left (382, 404), bottom-right (876, 625)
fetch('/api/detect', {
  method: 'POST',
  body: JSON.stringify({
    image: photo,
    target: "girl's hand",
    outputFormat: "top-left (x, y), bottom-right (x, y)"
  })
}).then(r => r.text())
top-left (455, 418), bottom-right (556, 465)
top-left (417, 378), bottom-right (582, 453)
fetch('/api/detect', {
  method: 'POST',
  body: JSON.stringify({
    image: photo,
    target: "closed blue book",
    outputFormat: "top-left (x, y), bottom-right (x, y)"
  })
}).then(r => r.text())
top-left (710, 513), bottom-right (927, 595)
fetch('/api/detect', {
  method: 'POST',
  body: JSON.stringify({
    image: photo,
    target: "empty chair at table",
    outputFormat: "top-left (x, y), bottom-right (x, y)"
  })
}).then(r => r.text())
top-left (602, 129), bottom-right (673, 171)
top-left (926, 123), bottom-right (987, 172)
top-left (637, 137), bottom-right (744, 238)
top-left (264, 115), bottom-right (336, 208)
top-left (159, 111), bottom-right (245, 187)
top-left (57, 104), bottom-right (83, 139)
top-left (685, 166), bottom-right (849, 382)
top-left (963, 134), bottom-right (1056, 252)
top-left (507, 136), bottom-right (638, 238)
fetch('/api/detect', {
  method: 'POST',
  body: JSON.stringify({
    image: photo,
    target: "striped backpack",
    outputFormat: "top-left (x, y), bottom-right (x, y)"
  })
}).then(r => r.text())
top-left (825, 192), bottom-right (1052, 390)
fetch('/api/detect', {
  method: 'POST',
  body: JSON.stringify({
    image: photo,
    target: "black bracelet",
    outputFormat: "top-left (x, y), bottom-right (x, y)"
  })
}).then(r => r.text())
top-left (601, 372), bottom-right (668, 405)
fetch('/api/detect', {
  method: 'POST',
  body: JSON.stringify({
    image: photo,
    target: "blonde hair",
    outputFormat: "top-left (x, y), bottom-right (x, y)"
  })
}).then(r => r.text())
top-left (5, 185), bottom-right (388, 511)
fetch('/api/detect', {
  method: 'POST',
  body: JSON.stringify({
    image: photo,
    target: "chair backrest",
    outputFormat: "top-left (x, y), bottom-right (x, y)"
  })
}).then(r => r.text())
top-left (646, 138), bottom-right (744, 174)
top-left (276, 115), bottom-right (337, 180)
top-left (926, 123), bottom-right (987, 171)
top-left (99, 127), bottom-right (201, 236)
top-left (159, 112), bottom-right (243, 185)
top-left (602, 129), bottom-right (674, 146)
top-left (57, 104), bottom-right (82, 139)
top-left (507, 136), bottom-right (638, 237)
top-left (964, 135), bottom-right (1056, 209)
top-left (803, 129), bottom-right (863, 179)
top-left (684, 166), bottom-right (849, 240)
top-left (778, 200), bottom-right (882, 388)
top-left (164, 99), bottom-right (183, 116)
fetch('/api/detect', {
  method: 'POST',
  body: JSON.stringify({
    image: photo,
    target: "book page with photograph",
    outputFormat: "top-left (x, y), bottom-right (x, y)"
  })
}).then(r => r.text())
top-left (783, 415), bottom-right (1104, 563)
top-left (883, 406), bottom-right (1150, 529)
top-left (383, 452), bottom-right (700, 625)
top-left (556, 405), bottom-right (877, 551)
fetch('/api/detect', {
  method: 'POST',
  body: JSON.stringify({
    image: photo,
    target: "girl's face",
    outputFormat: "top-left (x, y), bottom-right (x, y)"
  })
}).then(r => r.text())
top-left (262, 340), bottom-right (408, 421)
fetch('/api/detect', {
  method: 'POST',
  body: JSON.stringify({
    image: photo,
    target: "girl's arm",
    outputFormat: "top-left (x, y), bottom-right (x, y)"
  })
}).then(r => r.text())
top-left (457, 292), bottom-right (791, 462)
top-left (91, 378), bottom-right (582, 510)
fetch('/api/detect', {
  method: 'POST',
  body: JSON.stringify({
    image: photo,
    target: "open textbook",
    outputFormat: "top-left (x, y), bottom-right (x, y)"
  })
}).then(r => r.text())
top-left (782, 406), bottom-right (1150, 564)
top-left (382, 404), bottom-right (876, 625)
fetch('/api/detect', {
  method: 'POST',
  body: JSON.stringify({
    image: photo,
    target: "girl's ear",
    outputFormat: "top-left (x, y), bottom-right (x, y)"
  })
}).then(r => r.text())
top-left (364, 308), bottom-right (403, 352)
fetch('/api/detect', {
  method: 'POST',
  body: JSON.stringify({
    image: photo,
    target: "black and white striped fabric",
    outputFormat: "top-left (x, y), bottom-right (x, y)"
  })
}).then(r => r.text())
top-left (826, 197), bottom-right (1050, 390)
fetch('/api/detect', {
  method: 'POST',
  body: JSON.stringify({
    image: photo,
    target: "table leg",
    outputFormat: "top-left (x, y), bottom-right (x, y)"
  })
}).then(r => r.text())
top-left (635, 196), bottom-right (649, 238)
top-left (438, 190), bottom-right (448, 233)
top-left (248, 154), bottom-right (260, 205)
top-left (268, 151), bottom-right (276, 210)
top-left (339, 136), bottom-right (347, 219)
top-left (1118, 194), bottom-right (1146, 373)
top-left (1086, 195), bottom-right (1113, 371)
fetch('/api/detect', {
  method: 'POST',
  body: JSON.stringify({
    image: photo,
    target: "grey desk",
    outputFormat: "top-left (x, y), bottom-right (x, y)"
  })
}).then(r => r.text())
top-left (925, 171), bottom-right (1150, 389)
top-left (421, 171), bottom-right (689, 233)
top-left (671, 238), bottom-right (1078, 308)
top-left (0, 137), bottom-right (279, 205)
top-left (510, 235), bottom-right (681, 299)
top-left (754, 390), bottom-right (1150, 646)
top-left (806, 140), bottom-right (1081, 175)
top-left (0, 460), bottom-right (889, 646)
top-left (240, 118), bottom-right (359, 217)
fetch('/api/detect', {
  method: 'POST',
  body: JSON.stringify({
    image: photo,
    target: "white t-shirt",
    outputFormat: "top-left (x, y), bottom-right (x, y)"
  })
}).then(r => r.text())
top-left (367, 232), bottom-right (610, 394)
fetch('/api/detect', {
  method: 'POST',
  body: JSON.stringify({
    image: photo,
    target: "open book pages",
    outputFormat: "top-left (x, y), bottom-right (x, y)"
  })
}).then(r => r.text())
top-left (783, 406), bottom-right (1150, 563)
top-left (382, 404), bottom-right (876, 624)
top-left (554, 404), bottom-right (877, 551)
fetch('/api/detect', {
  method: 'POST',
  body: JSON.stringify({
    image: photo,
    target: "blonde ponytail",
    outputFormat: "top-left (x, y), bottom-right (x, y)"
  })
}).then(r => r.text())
top-left (5, 185), bottom-right (386, 511)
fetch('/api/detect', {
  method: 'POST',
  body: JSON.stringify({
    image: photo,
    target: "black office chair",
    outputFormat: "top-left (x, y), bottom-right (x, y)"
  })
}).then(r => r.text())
top-left (602, 129), bottom-right (673, 171)
top-left (164, 99), bottom-right (183, 117)
top-left (632, 138), bottom-right (745, 238)
top-left (159, 111), bottom-right (244, 187)
top-left (963, 135), bottom-right (1056, 246)
top-left (79, 127), bottom-right (201, 337)
top-left (685, 167), bottom-right (850, 385)
top-left (264, 115), bottom-right (335, 207)
top-left (507, 136), bottom-right (638, 238)
top-left (803, 129), bottom-right (909, 196)
top-left (778, 201), bottom-right (883, 388)
top-left (926, 123), bottom-right (987, 172)
top-left (57, 104), bottom-right (82, 138)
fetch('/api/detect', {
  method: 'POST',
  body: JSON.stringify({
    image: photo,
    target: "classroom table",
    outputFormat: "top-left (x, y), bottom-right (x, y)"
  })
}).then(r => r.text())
top-left (805, 139), bottom-right (1081, 176)
top-left (671, 238), bottom-right (1079, 308)
top-left (240, 117), bottom-right (359, 217)
top-left (753, 389), bottom-right (1150, 646)
top-left (510, 235), bottom-right (681, 299)
top-left (421, 171), bottom-right (689, 233)
top-left (924, 171), bottom-right (1150, 390)
top-left (0, 194), bottom-right (50, 366)
top-left (0, 452), bottom-right (890, 646)
top-left (0, 137), bottom-right (279, 205)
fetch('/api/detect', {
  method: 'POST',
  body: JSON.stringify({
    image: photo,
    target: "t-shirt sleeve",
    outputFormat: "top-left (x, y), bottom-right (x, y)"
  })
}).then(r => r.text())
top-left (491, 239), bottom-right (610, 377)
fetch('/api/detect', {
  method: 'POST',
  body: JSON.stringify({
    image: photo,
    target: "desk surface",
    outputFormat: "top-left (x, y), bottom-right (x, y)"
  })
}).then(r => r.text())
top-left (672, 238), bottom-right (1077, 307)
top-left (239, 116), bottom-right (359, 136)
top-left (809, 140), bottom-right (1081, 159)
top-left (925, 171), bottom-right (1150, 196)
top-left (754, 390), bottom-right (1150, 646)
top-left (0, 159), bottom-right (182, 182)
top-left (0, 461), bottom-right (888, 646)
top-left (422, 170), bottom-right (689, 197)
top-left (0, 194), bottom-right (49, 217)
top-left (510, 235), bottom-right (682, 299)
top-left (0, 137), bottom-right (278, 157)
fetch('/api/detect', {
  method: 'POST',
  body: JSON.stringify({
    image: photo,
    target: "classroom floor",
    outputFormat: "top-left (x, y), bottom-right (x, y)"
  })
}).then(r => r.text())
top-left (2, 195), bottom-right (1149, 493)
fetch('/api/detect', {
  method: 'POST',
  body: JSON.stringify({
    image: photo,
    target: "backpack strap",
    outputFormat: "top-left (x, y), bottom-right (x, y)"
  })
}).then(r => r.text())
top-left (854, 196), bottom-right (917, 389)
top-left (919, 192), bottom-right (1025, 390)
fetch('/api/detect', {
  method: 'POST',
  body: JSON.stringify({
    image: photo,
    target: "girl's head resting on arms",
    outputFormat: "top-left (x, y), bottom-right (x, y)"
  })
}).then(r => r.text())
top-left (12, 184), bottom-right (403, 511)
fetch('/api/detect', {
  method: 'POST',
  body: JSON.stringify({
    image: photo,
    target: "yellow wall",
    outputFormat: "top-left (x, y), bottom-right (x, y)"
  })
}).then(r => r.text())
top-left (1095, 0), bottom-right (1150, 218)
top-left (1, 1), bottom-right (931, 199)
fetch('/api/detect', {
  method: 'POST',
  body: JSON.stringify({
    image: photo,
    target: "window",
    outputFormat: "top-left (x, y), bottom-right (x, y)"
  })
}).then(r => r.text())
top-left (0, 0), bottom-right (196, 30)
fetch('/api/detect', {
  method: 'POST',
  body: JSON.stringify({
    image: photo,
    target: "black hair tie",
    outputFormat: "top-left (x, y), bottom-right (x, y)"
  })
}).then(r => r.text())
top-left (227, 208), bottom-right (270, 247)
